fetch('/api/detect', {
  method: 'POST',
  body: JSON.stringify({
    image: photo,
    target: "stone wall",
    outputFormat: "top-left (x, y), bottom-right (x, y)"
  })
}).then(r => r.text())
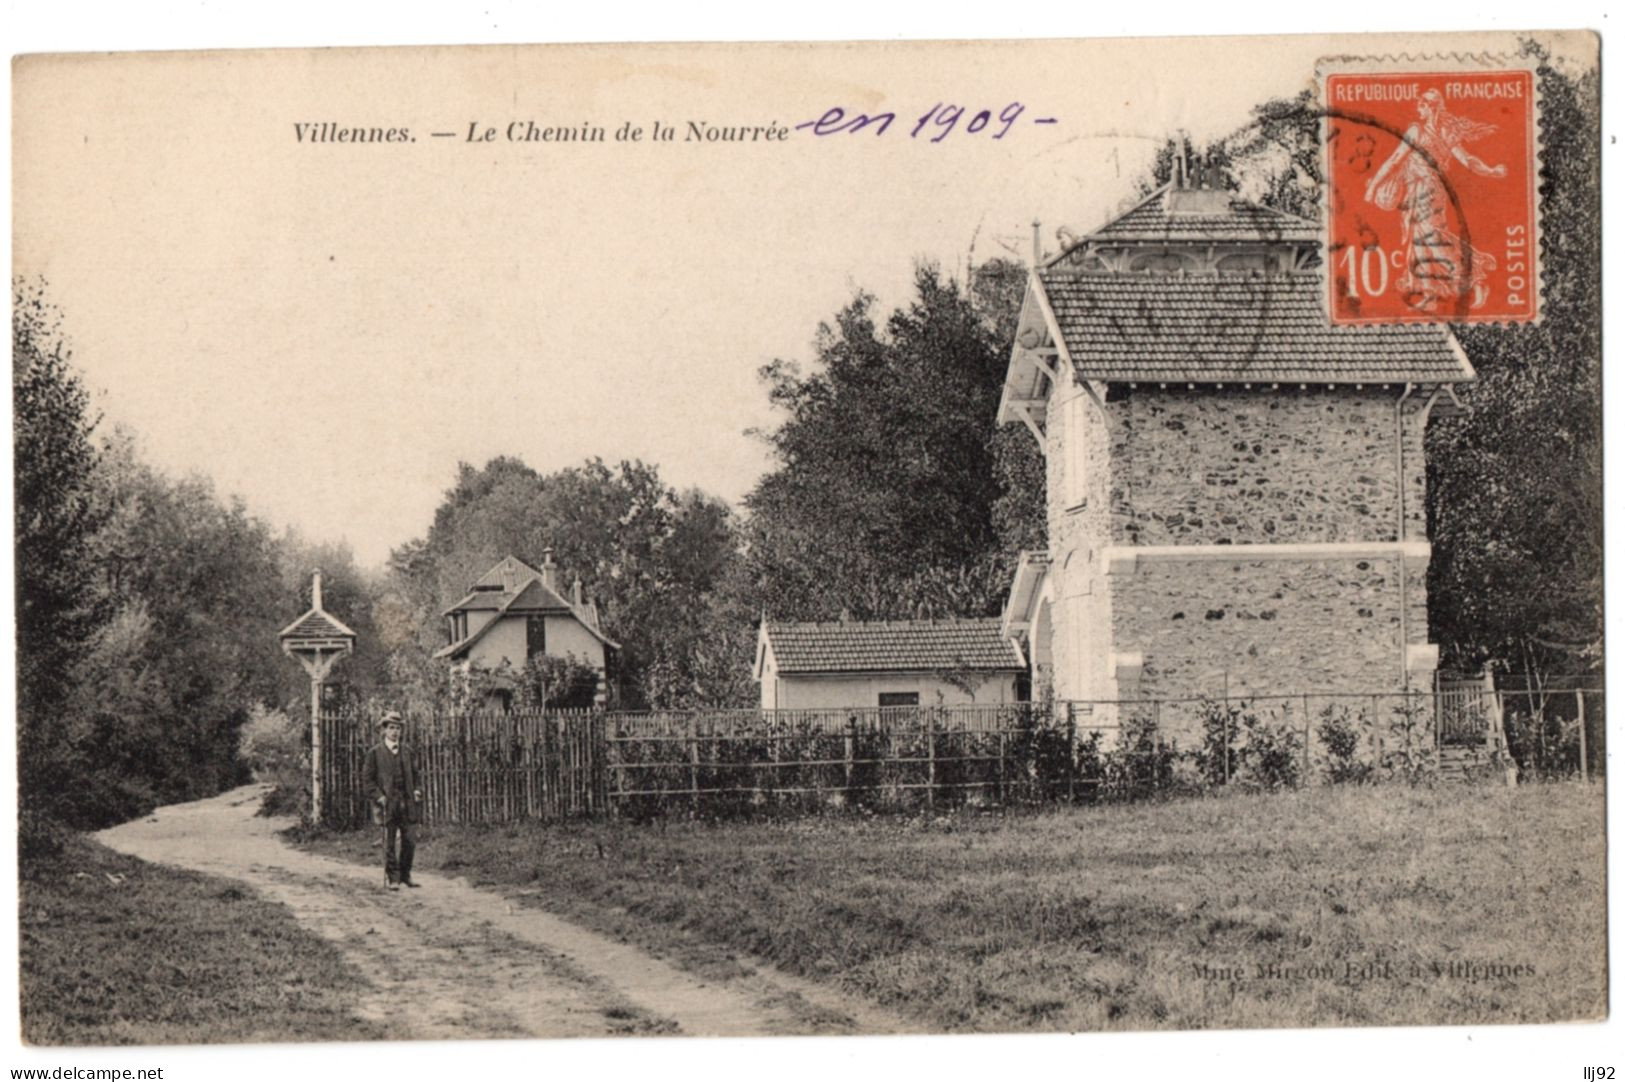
top-left (1107, 387), bottom-right (1429, 547)
top-left (1040, 382), bottom-right (1436, 702)
top-left (1105, 552), bottom-right (1426, 700)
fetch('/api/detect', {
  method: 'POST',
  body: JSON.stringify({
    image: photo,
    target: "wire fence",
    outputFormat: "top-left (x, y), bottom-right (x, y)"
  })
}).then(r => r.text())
top-left (311, 687), bottom-right (1604, 827)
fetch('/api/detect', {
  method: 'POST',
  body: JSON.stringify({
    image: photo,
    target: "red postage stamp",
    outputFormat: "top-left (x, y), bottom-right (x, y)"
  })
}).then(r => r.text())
top-left (1322, 60), bottom-right (1538, 325)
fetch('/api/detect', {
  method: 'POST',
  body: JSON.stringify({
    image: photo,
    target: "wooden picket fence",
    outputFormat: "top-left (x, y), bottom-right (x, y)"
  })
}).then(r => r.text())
top-left (317, 703), bottom-right (1046, 827)
top-left (319, 708), bottom-right (607, 828)
top-left (316, 689), bottom-right (1605, 828)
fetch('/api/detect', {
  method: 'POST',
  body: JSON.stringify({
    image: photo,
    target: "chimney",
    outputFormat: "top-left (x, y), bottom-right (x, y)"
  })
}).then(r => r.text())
top-left (541, 547), bottom-right (558, 592)
top-left (311, 568), bottom-right (324, 610)
top-left (572, 576), bottom-right (583, 607)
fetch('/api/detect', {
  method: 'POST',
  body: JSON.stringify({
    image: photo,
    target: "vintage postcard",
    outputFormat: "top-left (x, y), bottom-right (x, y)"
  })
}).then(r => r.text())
top-left (7, 25), bottom-right (1606, 1079)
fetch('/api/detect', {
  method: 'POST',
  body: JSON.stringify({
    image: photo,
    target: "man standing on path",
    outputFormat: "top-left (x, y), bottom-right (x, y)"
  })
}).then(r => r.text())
top-left (361, 711), bottom-right (422, 891)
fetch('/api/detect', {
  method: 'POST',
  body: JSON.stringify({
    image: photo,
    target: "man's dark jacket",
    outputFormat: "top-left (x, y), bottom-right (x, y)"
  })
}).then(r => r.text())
top-left (361, 741), bottom-right (421, 825)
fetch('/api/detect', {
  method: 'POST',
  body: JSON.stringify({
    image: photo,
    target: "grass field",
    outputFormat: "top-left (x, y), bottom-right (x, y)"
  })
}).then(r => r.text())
top-left (19, 835), bottom-right (385, 1045)
top-left (297, 781), bottom-right (1608, 1033)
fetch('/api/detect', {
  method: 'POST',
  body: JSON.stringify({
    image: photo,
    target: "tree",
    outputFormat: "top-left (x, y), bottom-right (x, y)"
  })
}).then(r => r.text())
top-left (1136, 89), bottom-right (1322, 218)
top-left (13, 280), bottom-right (107, 816)
top-left (741, 260), bottom-right (1039, 623)
top-left (65, 436), bottom-right (291, 814)
top-left (1425, 46), bottom-right (1602, 683)
top-left (386, 456), bottom-right (747, 709)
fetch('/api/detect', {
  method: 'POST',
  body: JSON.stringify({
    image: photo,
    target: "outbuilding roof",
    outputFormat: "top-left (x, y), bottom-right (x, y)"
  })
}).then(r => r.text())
top-left (1036, 270), bottom-right (1473, 384)
top-left (760, 619), bottom-right (1025, 675)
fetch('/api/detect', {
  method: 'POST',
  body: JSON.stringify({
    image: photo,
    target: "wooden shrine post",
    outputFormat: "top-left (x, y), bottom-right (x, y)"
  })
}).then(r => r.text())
top-left (277, 569), bottom-right (356, 824)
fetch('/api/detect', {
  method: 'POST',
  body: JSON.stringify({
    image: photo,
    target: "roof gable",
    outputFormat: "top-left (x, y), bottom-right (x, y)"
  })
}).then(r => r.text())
top-left (434, 554), bottom-right (622, 660)
top-left (475, 555), bottom-right (544, 592)
top-left (761, 619), bottom-right (1025, 675)
top-left (507, 578), bottom-right (577, 612)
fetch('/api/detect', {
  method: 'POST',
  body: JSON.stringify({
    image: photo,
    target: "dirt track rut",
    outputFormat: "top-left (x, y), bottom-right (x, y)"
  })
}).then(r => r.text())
top-left (96, 785), bottom-right (913, 1040)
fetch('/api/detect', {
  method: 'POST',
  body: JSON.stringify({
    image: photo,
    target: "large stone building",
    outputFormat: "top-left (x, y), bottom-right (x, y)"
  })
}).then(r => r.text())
top-left (997, 175), bottom-right (1474, 705)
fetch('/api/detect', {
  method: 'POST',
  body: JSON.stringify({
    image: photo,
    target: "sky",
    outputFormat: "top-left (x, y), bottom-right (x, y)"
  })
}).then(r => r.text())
top-left (16, 30), bottom-right (1587, 568)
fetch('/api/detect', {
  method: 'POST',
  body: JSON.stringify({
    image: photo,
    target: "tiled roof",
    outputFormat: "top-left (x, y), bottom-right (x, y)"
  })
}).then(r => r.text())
top-left (1086, 186), bottom-right (1320, 244)
top-left (1037, 271), bottom-right (1471, 384)
top-left (443, 559), bottom-right (568, 617)
top-left (435, 554), bottom-right (620, 659)
top-left (475, 555), bottom-right (543, 591)
top-left (279, 608), bottom-right (355, 642)
top-left (506, 579), bottom-right (576, 612)
top-left (763, 619), bottom-right (1025, 675)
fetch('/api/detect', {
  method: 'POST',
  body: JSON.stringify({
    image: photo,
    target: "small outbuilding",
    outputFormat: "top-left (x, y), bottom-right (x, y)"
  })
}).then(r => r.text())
top-left (755, 618), bottom-right (1028, 710)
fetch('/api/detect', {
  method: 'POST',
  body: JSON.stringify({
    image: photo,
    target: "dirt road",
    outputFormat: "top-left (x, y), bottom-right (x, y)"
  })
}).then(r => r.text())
top-left (96, 785), bottom-right (914, 1040)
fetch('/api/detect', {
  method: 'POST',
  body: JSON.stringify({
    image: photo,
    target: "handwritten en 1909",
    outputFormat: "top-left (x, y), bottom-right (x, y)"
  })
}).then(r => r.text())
top-left (797, 102), bottom-right (1056, 142)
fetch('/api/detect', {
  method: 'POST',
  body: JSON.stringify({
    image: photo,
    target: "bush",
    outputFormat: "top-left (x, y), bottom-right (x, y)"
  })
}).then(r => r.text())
top-left (1318, 703), bottom-right (1373, 784)
top-left (463, 655), bottom-right (602, 711)
top-left (1503, 705), bottom-right (1583, 781)
top-left (1237, 709), bottom-right (1302, 790)
top-left (238, 703), bottom-right (307, 816)
top-left (18, 811), bottom-right (72, 862)
top-left (1106, 711), bottom-right (1176, 798)
top-left (1194, 699), bottom-right (1244, 785)
top-left (1381, 694), bottom-right (1438, 785)
top-left (239, 703), bottom-right (303, 776)
top-left (1073, 729), bottom-right (1106, 803)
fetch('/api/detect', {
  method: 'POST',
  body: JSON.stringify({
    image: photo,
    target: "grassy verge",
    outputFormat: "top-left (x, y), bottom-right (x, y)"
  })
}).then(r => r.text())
top-left (294, 782), bottom-right (1607, 1033)
top-left (19, 835), bottom-right (387, 1045)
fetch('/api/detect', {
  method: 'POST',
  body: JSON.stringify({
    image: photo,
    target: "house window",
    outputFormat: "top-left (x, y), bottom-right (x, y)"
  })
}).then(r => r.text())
top-left (526, 615), bottom-right (547, 660)
top-left (448, 612), bottom-right (468, 644)
top-left (878, 692), bottom-right (919, 707)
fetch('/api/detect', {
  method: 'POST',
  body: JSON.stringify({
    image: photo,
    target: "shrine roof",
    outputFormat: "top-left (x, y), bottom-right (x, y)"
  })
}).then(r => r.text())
top-left (279, 607), bottom-right (357, 644)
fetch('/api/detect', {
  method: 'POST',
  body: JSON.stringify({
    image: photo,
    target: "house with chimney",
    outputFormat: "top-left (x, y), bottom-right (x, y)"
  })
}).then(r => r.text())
top-left (997, 166), bottom-right (1474, 710)
top-left (434, 551), bottom-right (618, 706)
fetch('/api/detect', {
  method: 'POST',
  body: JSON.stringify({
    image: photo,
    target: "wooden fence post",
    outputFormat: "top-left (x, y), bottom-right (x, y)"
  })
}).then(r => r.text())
top-left (844, 715), bottom-right (855, 793)
top-left (689, 712), bottom-right (701, 816)
top-left (1372, 694), bottom-right (1383, 767)
top-left (1301, 693), bottom-right (1311, 785)
top-left (926, 710), bottom-right (936, 810)
top-left (1576, 689), bottom-right (1588, 782)
top-left (1065, 702), bottom-right (1076, 803)
top-left (997, 712), bottom-right (1007, 805)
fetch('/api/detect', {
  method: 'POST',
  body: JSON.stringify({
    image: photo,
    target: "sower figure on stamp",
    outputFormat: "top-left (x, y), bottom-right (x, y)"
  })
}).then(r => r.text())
top-left (1364, 88), bottom-right (1508, 311)
top-left (361, 711), bottom-right (422, 890)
